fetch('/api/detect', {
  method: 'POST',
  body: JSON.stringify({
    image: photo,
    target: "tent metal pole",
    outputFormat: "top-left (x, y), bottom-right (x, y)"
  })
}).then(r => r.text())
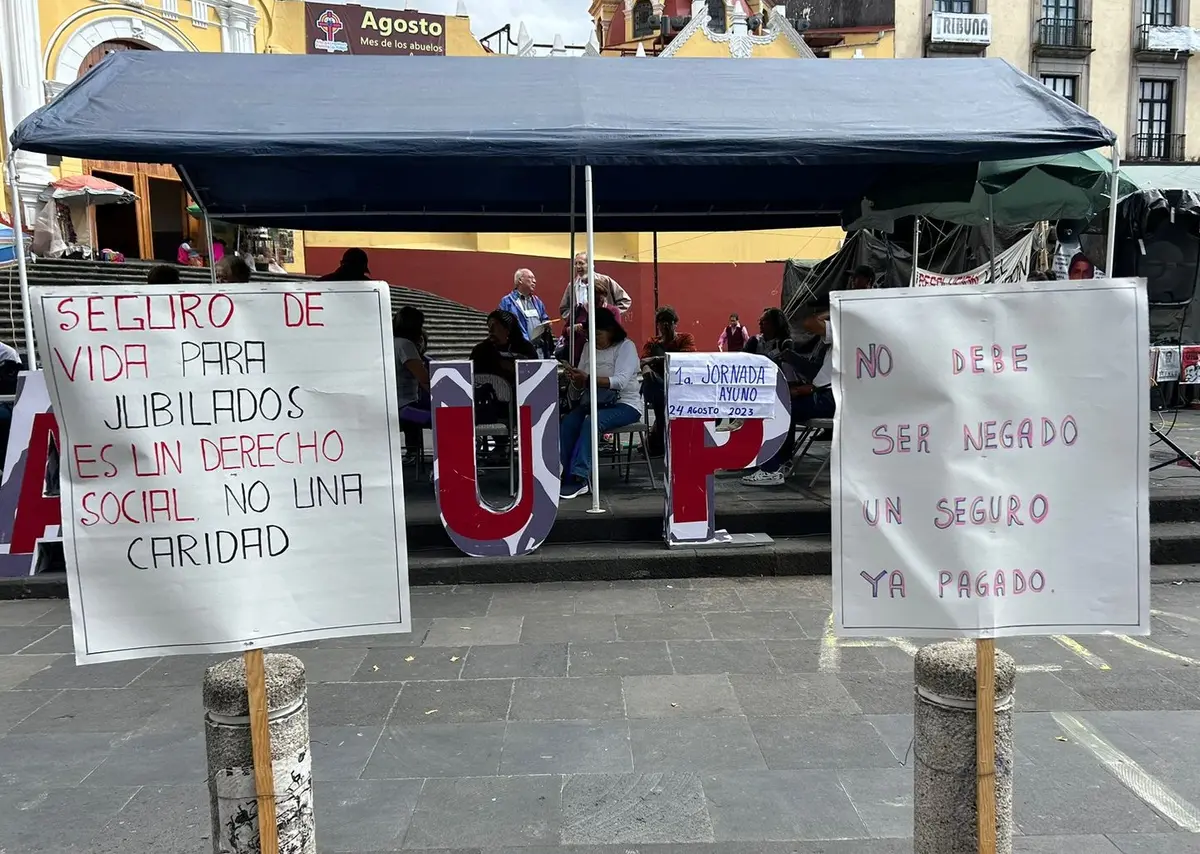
top-left (6, 156), bottom-right (37, 369)
top-left (653, 231), bottom-right (660, 310)
top-left (569, 166), bottom-right (577, 365)
top-left (909, 217), bottom-right (920, 288)
top-left (584, 165), bottom-right (604, 514)
top-left (202, 212), bottom-right (218, 286)
top-left (987, 195), bottom-right (998, 284)
top-left (1105, 141), bottom-right (1121, 275)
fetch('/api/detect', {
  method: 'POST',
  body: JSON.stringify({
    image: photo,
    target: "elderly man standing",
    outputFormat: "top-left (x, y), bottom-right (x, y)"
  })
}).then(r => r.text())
top-left (500, 268), bottom-right (552, 355)
top-left (560, 252), bottom-right (631, 318)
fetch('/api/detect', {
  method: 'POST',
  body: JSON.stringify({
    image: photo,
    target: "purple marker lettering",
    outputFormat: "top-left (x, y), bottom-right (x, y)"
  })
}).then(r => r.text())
top-left (952, 349), bottom-right (966, 375)
top-left (934, 499), bottom-right (954, 529)
top-left (1017, 418), bottom-right (1033, 448)
top-left (861, 570), bottom-right (888, 598)
top-left (957, 571), bottom-right (971, 598)
top-left (963, 423), bottom-right (985, 452)
top-left (983, 420), bottom-right (998, 449)
top-left (975, 572), bottom-right (989, 597)
top-left (1000, 420), bottom-right (1014, 449)
top-left (1013, 569), bottom-right (1027, 594)
top-left (1030, 570), bottom-right (1046, 592)
top-left (937, 570), bottom-right (953, 598)
top-left (896, 424), bottom-right (911, 453)
top-left (863, 500), bottom-right (880, 527)
top-left (1007, 495), bottom-right (1024, 527)
top-left (991, 344), bottom-right (1005, 373)
top-left (917, 424), bottom-right (931, 453)
top-left (1012, 345), bottom-right (1029, 372)
top-left (1030, 494), bottom-right (1049, 524)
top-left (992, 570), bottom-right (1007, 596)
top-left (888, 570), bottom-right (907, 598)
top-left (1041, 417), bottom-right (1056, 446)
top-left (885, 497), bottom-right (902, 525)
top-left (971, 346), bottom-right (985, 374)
top-left (1061, 415), bottom-right (1078, 446)
top-left (872, 425), bottom-right (894, 456)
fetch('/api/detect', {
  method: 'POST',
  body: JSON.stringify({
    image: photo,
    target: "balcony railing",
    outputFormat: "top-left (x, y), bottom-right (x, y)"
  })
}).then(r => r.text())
top-left (1137, 22), bottom-right (1191, 55)
top-left (1130, 133), bottom-right (1186, 162)
top-left (1034, 18), bottom-right (1092, 51)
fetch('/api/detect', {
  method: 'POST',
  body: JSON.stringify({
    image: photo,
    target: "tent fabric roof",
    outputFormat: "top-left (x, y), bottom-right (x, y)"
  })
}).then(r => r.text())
top-left (11, 52), bottom-right (1116, 232)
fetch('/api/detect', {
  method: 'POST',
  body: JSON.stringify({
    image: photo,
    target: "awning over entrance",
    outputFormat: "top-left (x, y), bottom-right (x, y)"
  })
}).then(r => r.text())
top-left (11, 52), bottom-right (1115, 232)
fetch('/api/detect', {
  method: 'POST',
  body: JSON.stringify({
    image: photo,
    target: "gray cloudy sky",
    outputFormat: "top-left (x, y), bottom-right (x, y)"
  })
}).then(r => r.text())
top-left (363, 1), bottom-right (595, 45)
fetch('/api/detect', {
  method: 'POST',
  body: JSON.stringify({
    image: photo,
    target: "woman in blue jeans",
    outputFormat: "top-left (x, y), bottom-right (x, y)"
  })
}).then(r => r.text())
top-left (560, 307), bottom-right (642, 499)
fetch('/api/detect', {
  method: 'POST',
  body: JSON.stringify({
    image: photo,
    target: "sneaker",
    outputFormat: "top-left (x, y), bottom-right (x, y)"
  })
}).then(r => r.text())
top-left (716, 418), bottom-right (744, 433)
top-left (742, 469), bottom-right (785, 487)
top-left (560, 479), bottom-right (591, 500)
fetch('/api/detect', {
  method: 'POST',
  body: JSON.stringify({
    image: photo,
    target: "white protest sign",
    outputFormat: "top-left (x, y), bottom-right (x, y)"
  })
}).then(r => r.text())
top-left (830, 278), bottom-right (1149, 638)
top-left (915, 232), bottom-right (1033, 287)
top-left (32, 282), bottom-right (410, 664)
top-left (666, 353), bottom-right (778, 420)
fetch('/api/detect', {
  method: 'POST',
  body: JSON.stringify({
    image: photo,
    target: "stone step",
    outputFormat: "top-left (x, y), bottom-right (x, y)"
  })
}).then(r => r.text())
top-left (2, 539), bottom-right (1196, 598)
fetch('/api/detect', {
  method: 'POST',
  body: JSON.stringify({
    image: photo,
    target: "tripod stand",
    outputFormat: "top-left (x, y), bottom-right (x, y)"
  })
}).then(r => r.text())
top-left (1150, 422), bottom-right (1200, 472)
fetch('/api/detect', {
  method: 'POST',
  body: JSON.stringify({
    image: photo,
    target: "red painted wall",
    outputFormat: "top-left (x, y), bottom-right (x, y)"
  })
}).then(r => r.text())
top-left (607, 5), bottom-right (626, 45)
top-left (306, 246), bottom-right (784, 351)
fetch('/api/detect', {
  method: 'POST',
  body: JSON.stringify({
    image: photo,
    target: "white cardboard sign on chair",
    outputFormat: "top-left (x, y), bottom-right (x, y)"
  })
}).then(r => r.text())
top-left (830, 278), bottom-right (1150, 638)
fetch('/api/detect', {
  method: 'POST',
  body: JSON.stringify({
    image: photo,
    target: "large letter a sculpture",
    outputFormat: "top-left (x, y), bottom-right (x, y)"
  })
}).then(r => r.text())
top-left (431, 361), bottom-right (560, 557)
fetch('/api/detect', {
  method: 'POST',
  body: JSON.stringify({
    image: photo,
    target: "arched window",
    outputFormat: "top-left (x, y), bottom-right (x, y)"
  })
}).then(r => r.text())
top-left (632, 0), bottom-right (655, 38)
top-left (708, 0), bottom-right (727, 32)
top-left (78, 39), bottom-right (153, 78)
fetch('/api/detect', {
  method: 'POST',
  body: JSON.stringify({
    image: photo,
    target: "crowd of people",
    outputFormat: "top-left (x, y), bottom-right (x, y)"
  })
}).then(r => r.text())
top-left (140, 244), bottom-right (858, 496)
top-left (382, 249), bottom-right (867, 499)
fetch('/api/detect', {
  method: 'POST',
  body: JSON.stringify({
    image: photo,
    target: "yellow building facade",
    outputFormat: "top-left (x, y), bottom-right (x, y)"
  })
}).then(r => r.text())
top-left (893, 0), bottom-right (1200, 163)
top-left (0, 0), bottom-right (873, 276)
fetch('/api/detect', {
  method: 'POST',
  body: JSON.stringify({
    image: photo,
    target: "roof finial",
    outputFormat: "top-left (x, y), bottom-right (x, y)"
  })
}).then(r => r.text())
top-left (551, 32), bottom-right (567, 54)
top-left (586, 30), bottom-right (601, 55)
top-left (636, 42), bottom-right (647, 56)
top-left (455, 0), bottom-right (469, 16)
top-left (517, 20), bottom-right (533, 49)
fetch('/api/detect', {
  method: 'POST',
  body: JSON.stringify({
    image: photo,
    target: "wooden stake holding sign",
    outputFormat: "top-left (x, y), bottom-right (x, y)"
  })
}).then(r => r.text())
top-left (975, 638), bottom-right (997, 854)
top-left (245, 649), bottom-right (281, 854)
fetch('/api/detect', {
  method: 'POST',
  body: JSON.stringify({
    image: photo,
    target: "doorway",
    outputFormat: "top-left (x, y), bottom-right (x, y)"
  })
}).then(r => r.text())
top-left (148, 178), bottom-right (186, 261)
top-left (92, 171), bottom-right (140, 258)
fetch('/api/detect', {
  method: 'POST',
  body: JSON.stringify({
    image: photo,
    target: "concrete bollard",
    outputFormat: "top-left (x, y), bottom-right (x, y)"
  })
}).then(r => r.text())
top-left (203, 653), bottom-right (316, 854)
top-left (914, 640), bottom-right (1017, 854)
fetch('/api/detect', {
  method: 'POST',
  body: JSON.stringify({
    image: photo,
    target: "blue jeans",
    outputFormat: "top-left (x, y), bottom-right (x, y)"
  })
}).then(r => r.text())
top-left (762, 388), bottom-right (835, 473)
top-left (560, 402), bottom-right (641, 482)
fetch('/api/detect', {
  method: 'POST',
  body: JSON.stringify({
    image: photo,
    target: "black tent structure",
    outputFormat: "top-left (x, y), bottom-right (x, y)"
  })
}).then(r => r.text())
top-left (8, 52), bottom-right (1117, 509)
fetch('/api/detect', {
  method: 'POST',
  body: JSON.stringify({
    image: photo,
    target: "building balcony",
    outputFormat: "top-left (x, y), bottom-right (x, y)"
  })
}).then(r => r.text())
top-left (925, 11), bottom-right (990, 55)
top-left (1130, 133), bottom-right (1187, 163)
top-left (1032, 18), bottom-right (1092, 57)
top-left (1135, 23), bottom-right (1194, 62)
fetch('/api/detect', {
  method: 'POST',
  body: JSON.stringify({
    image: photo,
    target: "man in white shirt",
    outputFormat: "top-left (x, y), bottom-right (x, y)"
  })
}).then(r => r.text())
top-left (560, 252), bottom-right (632, 318)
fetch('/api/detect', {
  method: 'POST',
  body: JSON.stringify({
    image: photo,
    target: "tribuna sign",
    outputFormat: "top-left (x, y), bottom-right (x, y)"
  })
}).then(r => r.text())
top-left (930, 11), bottom-right (992, 45)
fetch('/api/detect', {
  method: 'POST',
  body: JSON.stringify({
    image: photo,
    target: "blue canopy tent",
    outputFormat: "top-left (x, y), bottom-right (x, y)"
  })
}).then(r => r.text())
top-left (9, 52), bottom-right (1117, 508)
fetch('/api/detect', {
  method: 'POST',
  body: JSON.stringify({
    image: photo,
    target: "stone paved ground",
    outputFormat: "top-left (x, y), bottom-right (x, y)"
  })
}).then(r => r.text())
top-left (2, 577), bottom-right (1200, 853)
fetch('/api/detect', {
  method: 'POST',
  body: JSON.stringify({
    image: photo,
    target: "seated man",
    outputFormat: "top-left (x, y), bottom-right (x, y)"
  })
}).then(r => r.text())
top-left (639, 306), bottom-right (696, 455)
top-left (742, 311), bottom-right (835, 487)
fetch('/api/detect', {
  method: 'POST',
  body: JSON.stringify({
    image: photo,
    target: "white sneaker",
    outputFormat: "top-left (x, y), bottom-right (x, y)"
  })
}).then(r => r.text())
top-left (742, 470), bottom-right (784, 487)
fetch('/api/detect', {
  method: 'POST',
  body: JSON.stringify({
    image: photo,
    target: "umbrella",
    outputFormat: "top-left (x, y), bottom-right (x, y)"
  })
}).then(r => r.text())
top-left (845, 150), bottom-right (1141, 230)
top-left (38, 175), bottom-right (137, 204)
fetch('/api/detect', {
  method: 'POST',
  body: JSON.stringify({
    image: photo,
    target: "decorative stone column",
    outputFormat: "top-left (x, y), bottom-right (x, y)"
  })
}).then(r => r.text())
top-left (0, 0), bottom-right (54, 220)
top-left (218, 1), bottom-right (259, 54)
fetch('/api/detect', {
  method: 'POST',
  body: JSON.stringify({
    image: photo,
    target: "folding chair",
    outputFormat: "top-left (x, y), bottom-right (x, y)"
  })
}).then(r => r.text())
top-left (790, 417), bottom-right (835, 487)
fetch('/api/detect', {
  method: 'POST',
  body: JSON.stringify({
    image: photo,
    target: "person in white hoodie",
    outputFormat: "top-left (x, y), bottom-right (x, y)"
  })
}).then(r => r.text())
top-left (559, 307), bottom-right (641, 500)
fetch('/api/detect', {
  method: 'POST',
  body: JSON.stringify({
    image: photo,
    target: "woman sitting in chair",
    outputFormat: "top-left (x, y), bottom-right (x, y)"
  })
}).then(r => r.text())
top-left (395, 306), bottom-right (431, 463)
top-left (559, 307), bottom-right (641, 500)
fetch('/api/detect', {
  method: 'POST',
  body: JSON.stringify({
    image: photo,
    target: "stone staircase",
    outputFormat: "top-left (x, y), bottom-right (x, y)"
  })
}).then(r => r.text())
top-left (0, 258), bottom-right (487, 360)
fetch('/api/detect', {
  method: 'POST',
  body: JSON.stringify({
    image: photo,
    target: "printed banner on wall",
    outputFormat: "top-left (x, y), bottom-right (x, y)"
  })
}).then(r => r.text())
top-left (830, 278), bottom-right (1150, 638)
top-left (32, 282), bottom-right (410, 664)
top-left (1155, 346), bottom-right (1182, 383)
top-left (305, 2), bottom-right (446, 55)
top-left (1181, 346), bottom-right (1200, 384)
top-left (915, 231), bottom-right (1034, 287)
